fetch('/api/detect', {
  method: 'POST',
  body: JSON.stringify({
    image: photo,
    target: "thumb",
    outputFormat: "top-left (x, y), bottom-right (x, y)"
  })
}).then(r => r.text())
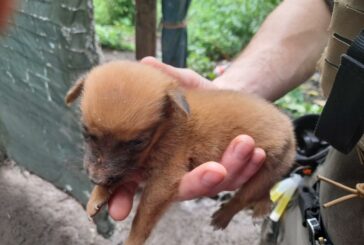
top-left (177, 162), bottom-right (227, 201)
top-left (140, 56), bottom-right (181, 79)
top-left (140, 56), bottom-right (214, 90)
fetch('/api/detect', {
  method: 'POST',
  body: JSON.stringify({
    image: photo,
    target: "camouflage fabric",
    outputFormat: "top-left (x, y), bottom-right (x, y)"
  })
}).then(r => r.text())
top-left (0, 0), bottom-right (113, 236)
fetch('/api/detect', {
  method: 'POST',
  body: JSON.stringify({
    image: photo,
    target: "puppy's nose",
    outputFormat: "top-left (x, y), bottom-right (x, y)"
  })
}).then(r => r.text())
top-left (90, 176), bottom-right (103, 185)
top-left (106, 176), bottom-right (119, 186)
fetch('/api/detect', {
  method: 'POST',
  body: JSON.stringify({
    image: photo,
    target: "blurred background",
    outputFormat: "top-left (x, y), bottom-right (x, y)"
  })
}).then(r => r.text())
top-left (0, 0), bottom-right (325, 244)
top-left (94, 0), bottom-right (324, 117)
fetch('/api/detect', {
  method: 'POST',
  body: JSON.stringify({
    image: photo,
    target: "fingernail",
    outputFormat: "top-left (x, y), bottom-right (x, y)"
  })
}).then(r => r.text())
top-left (233, 141), bottom-right (244, 155)
top-left (232, 135), bottom-right (252, 153)
top-left (255, 148), bottom-right (266, 164)
top-left (232, 135), bottom-right (254, 159)
top-left (202, 172), bottom-right (224, 187)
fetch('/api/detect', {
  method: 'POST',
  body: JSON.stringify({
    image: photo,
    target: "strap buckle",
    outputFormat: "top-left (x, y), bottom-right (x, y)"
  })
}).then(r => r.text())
top-left (307, 217), bottom-right (332, 245)
top-left (298, 185), bottom-right (333, 245)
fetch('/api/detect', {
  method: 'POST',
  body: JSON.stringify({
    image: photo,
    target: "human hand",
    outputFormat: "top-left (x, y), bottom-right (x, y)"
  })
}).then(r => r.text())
top-left (107, 58), bottom-right (266, 221)
top-left (140, 56), bottom-right (216, 90)
top-left (108, 134), bottom-right (265, 220)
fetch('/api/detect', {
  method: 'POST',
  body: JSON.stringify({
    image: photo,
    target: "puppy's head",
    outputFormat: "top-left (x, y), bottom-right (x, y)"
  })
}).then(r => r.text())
top-left (66, 61), bottom-right (189, 186)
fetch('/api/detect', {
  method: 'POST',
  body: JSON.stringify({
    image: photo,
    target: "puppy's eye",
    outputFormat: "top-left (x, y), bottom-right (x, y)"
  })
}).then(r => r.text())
top-left (115, 140), bottom-right (144, 150)
top-left (128, 140), bottom-right (144, 147)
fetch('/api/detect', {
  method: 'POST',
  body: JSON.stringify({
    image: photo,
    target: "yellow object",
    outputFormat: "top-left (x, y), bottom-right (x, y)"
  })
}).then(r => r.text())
top-left (269, 174), bottom-right (302, 222)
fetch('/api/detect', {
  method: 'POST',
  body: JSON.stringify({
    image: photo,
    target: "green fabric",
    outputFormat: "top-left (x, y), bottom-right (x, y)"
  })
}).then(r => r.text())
top-left (0, 0), bottom-right (113, 235)
top-left (161, 0), bottom-right (191, 67)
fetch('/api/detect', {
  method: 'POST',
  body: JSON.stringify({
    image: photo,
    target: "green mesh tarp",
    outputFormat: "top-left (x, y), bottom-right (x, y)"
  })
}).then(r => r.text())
top-left (0, 0), bottom-right (113, 233)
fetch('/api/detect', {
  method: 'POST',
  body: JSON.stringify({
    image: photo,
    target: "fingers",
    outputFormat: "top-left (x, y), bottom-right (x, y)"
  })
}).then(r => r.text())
top-left (220, 135), bottom-right (265, 189)
top-left (177, 135), bottom-right (266, 200)
top-left (107, 135), bottom-right (266, 217)
top-left (219, 135), bottom-right (256, 182)
top-left (140, 56), bottom-right (215, 90)
top-left (177, 161), bottom-right (227, 201)
top-left (141, 57), bottom-right (180, 79)
top-left (108, 182), bottom-right (138, 221)
top-left (228, 147), bottom-right (265, 190)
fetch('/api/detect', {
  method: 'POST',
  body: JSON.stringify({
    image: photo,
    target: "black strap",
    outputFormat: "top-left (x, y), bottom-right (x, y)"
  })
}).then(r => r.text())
top-left (297, 184), bottom-right (333, 245)
top-left (315, 30), bottom-right (364, 154)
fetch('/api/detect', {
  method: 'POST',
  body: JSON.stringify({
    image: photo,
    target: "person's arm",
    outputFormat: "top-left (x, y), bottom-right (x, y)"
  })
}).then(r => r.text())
top-left (140, 0), bottom-right (331, 101)
top-left (107, 0), bottom-right (331, 221)
top-left (213, 0), bottom-right (331, 101)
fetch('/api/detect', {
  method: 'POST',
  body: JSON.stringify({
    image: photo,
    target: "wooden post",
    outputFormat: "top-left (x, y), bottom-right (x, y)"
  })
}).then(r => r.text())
top-left (135, 0), bottom-right (156, 60)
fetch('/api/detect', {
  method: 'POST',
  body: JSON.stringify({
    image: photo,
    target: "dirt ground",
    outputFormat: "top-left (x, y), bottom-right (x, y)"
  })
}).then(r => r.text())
top-left (0, 160), bottom-right (107, 245)
top-left (0, 49), bottom-right (263, 245)
top-left (0, 160), bottom-right (262, 245)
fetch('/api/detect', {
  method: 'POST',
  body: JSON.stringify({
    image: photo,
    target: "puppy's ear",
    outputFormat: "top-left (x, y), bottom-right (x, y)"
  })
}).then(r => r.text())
top-left (166, 89), bottom-right (190, 117)
top-left (64, 75), bottom-right (86, 106)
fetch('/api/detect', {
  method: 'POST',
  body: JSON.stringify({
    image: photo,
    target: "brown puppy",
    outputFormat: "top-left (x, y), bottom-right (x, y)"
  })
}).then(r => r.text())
top-left (65, 61), bottom-right (296, 245)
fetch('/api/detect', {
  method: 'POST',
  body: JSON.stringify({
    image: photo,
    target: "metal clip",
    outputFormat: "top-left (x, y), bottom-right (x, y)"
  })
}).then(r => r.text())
top-left (307, 218), bottom-right (331, 245)
top-left (307, 218), bottom-right (321, 243)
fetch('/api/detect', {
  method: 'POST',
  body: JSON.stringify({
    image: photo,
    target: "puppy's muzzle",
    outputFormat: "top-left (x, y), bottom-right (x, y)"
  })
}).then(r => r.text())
top-left (90, 176), bottom-right (103, 185)
top-left (90, 175), bottom-right (120, 187)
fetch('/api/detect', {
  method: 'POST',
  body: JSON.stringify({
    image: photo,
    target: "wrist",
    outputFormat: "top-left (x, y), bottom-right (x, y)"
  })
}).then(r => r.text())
top-left (212, 54), bottom-right (281, 100)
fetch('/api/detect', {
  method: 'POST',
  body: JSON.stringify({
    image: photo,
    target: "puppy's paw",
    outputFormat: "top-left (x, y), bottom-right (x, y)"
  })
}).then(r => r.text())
top-left (252, 199), bottom-right (271, 217)
top-left (86, 185), bottom-right (111, 219)
top-left (210, 206), bottom-right (233, 230)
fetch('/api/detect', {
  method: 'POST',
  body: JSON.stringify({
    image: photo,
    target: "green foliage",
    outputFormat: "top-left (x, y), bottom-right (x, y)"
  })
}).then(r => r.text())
top-left (106, 0), bottom-right (135, 24)
top-left (188, 51), bottom-right (216, 79)
top-left (275, 88), bottom-right (323, 118)
top-left (94, 0), bottom-right (135, 25)
top-left (93, 0), bottom-right (135, 51)
top-left (93, 0), bottom-right (281, 60)
top-left (187, 0), bottom-right (281, 76)
top-left (95, 24), bottom-right (134, 51)
top-left (93, 0), bottom-right (320, 117)
top-left (93, 0), bottom-right (111, 25)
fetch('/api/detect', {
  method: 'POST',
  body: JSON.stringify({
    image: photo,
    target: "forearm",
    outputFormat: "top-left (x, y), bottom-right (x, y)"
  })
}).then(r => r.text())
top-left (213, 0), bottom-right (331, 101)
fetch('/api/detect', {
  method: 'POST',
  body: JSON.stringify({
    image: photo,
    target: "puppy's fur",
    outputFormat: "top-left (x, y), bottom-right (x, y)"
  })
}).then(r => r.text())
top-left (66, 61), bottom-right (296, 245)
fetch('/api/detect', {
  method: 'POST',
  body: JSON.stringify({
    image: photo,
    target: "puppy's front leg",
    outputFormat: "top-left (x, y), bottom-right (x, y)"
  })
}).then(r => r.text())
top-left (87, 185), bottom-right (112, 218)
top-left (124, 165), bottom-right (186, 245)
